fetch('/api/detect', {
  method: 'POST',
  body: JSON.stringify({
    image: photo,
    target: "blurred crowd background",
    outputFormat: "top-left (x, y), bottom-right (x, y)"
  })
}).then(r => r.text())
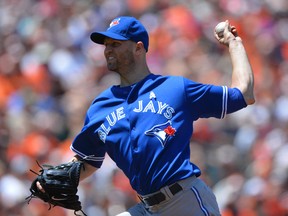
top-left (0, 0), bottom-right (288, 215)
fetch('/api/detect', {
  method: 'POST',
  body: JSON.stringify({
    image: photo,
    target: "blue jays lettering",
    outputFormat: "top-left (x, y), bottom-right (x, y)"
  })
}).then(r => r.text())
top-left (98, 91), bottom-right (176, 144)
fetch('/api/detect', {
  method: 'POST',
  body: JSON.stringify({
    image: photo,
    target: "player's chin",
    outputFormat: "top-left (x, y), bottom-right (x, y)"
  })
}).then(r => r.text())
top-left (106, 63), bottom-right (117, 72)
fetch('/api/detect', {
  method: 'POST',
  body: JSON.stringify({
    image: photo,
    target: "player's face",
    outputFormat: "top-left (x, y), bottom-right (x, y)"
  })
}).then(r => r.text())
top-left (104, 38), bottom-right (136, 73)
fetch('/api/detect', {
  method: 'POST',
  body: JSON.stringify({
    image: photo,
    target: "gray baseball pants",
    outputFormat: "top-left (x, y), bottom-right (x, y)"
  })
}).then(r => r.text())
top-left (117, 176), bottom-right (221, 216)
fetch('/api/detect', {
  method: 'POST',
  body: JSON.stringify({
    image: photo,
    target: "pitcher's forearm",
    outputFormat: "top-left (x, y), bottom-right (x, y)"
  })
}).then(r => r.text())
top-left (229, 39), bottom-right (255, 105)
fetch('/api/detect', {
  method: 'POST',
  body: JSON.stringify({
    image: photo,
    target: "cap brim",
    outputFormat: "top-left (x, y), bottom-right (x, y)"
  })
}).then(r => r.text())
top-left (90, 31), bottom-right (128, 44)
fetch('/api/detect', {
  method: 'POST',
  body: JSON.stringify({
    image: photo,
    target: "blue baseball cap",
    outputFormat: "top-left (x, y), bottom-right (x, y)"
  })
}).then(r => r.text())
top-left (90, 16), bottom-right (149, 52)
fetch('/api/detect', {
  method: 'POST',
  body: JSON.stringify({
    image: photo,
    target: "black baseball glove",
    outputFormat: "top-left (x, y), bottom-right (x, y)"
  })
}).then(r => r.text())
top-left (26, 161), bottom-right (87, 216)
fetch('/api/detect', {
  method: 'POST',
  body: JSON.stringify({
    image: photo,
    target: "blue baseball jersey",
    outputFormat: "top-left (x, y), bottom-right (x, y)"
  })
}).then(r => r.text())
top-left (71, 74), bottom-right (247, 195)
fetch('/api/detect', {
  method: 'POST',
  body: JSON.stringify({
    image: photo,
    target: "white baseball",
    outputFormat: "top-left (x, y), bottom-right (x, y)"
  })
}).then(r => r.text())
top-left (215, 22), bottom-right (227, 37)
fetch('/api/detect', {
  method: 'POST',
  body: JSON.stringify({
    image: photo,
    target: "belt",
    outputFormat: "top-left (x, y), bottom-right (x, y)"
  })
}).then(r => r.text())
top-left (139, 183), bottom-right (183, 206)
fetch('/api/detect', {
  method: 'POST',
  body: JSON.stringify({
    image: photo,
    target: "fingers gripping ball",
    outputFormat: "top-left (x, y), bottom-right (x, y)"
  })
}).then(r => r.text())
top-left (26, 161), bottom-right (87, 216)
top-left (215, 21), bottom-right (230, 38)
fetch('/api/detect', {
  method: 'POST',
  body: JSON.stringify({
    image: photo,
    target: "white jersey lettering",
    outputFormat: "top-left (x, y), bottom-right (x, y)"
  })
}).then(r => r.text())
top-left (101, 123), bottom-right (110, 134)
top-left (164, 107), bottom-right (175, 119)
top-left (157, 101), bottom-right (168, 114)
top-left (134, 101), bottom-right (143, 112)
top-left (116, 107), bottom-right (125, 120)
top-left (143, 101), bottom-right (156, 113)
top-left (106, 112), bottom-right (117, 126)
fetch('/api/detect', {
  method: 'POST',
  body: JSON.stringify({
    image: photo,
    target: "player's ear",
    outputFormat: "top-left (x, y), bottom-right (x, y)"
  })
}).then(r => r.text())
top-left (135, 41), bottom-right (145, 54)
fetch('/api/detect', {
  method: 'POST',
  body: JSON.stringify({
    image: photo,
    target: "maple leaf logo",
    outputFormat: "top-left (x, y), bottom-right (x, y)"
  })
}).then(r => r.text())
top-left (164, 125), bottom-right (176, 136)
top-left (145, 121), bottom-right (176, 147)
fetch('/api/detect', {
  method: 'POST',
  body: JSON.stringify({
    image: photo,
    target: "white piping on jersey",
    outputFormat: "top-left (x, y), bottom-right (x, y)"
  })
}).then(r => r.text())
top-left (70, 146), bottom-right (104, 162)
top-left (191, 186), bottom-right (209, 216)
top-left (221, 86), bottom-right (228, 119)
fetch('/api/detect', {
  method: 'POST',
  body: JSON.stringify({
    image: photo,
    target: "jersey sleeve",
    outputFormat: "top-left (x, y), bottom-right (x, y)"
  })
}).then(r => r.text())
top-left (70, 89), bottom-right (114, 168)
top-left (183, 77), bottom-right (247, 119)
top-left (70, 114), bottom-right (106, 168)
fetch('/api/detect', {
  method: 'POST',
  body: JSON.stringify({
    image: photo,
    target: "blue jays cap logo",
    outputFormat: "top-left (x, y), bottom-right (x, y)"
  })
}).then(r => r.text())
top-left (108, 18), bottom-right (120, 29)
top-left (145, 121), bottom-right (176, 147)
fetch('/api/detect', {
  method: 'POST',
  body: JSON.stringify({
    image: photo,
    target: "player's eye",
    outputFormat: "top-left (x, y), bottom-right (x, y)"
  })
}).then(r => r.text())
top-left (104, 41), bottom-right (121, 48)
top-left (111, 42), bottom-right (121, 47)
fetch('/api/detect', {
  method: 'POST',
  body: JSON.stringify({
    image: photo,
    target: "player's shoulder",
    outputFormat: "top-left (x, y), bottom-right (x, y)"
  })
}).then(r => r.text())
top-left (159, 75), bottom-right (201, 87)
top-left (90, 87), bottom-right (114, 105)
top-left (158, 74), bottom-right (198, 82)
